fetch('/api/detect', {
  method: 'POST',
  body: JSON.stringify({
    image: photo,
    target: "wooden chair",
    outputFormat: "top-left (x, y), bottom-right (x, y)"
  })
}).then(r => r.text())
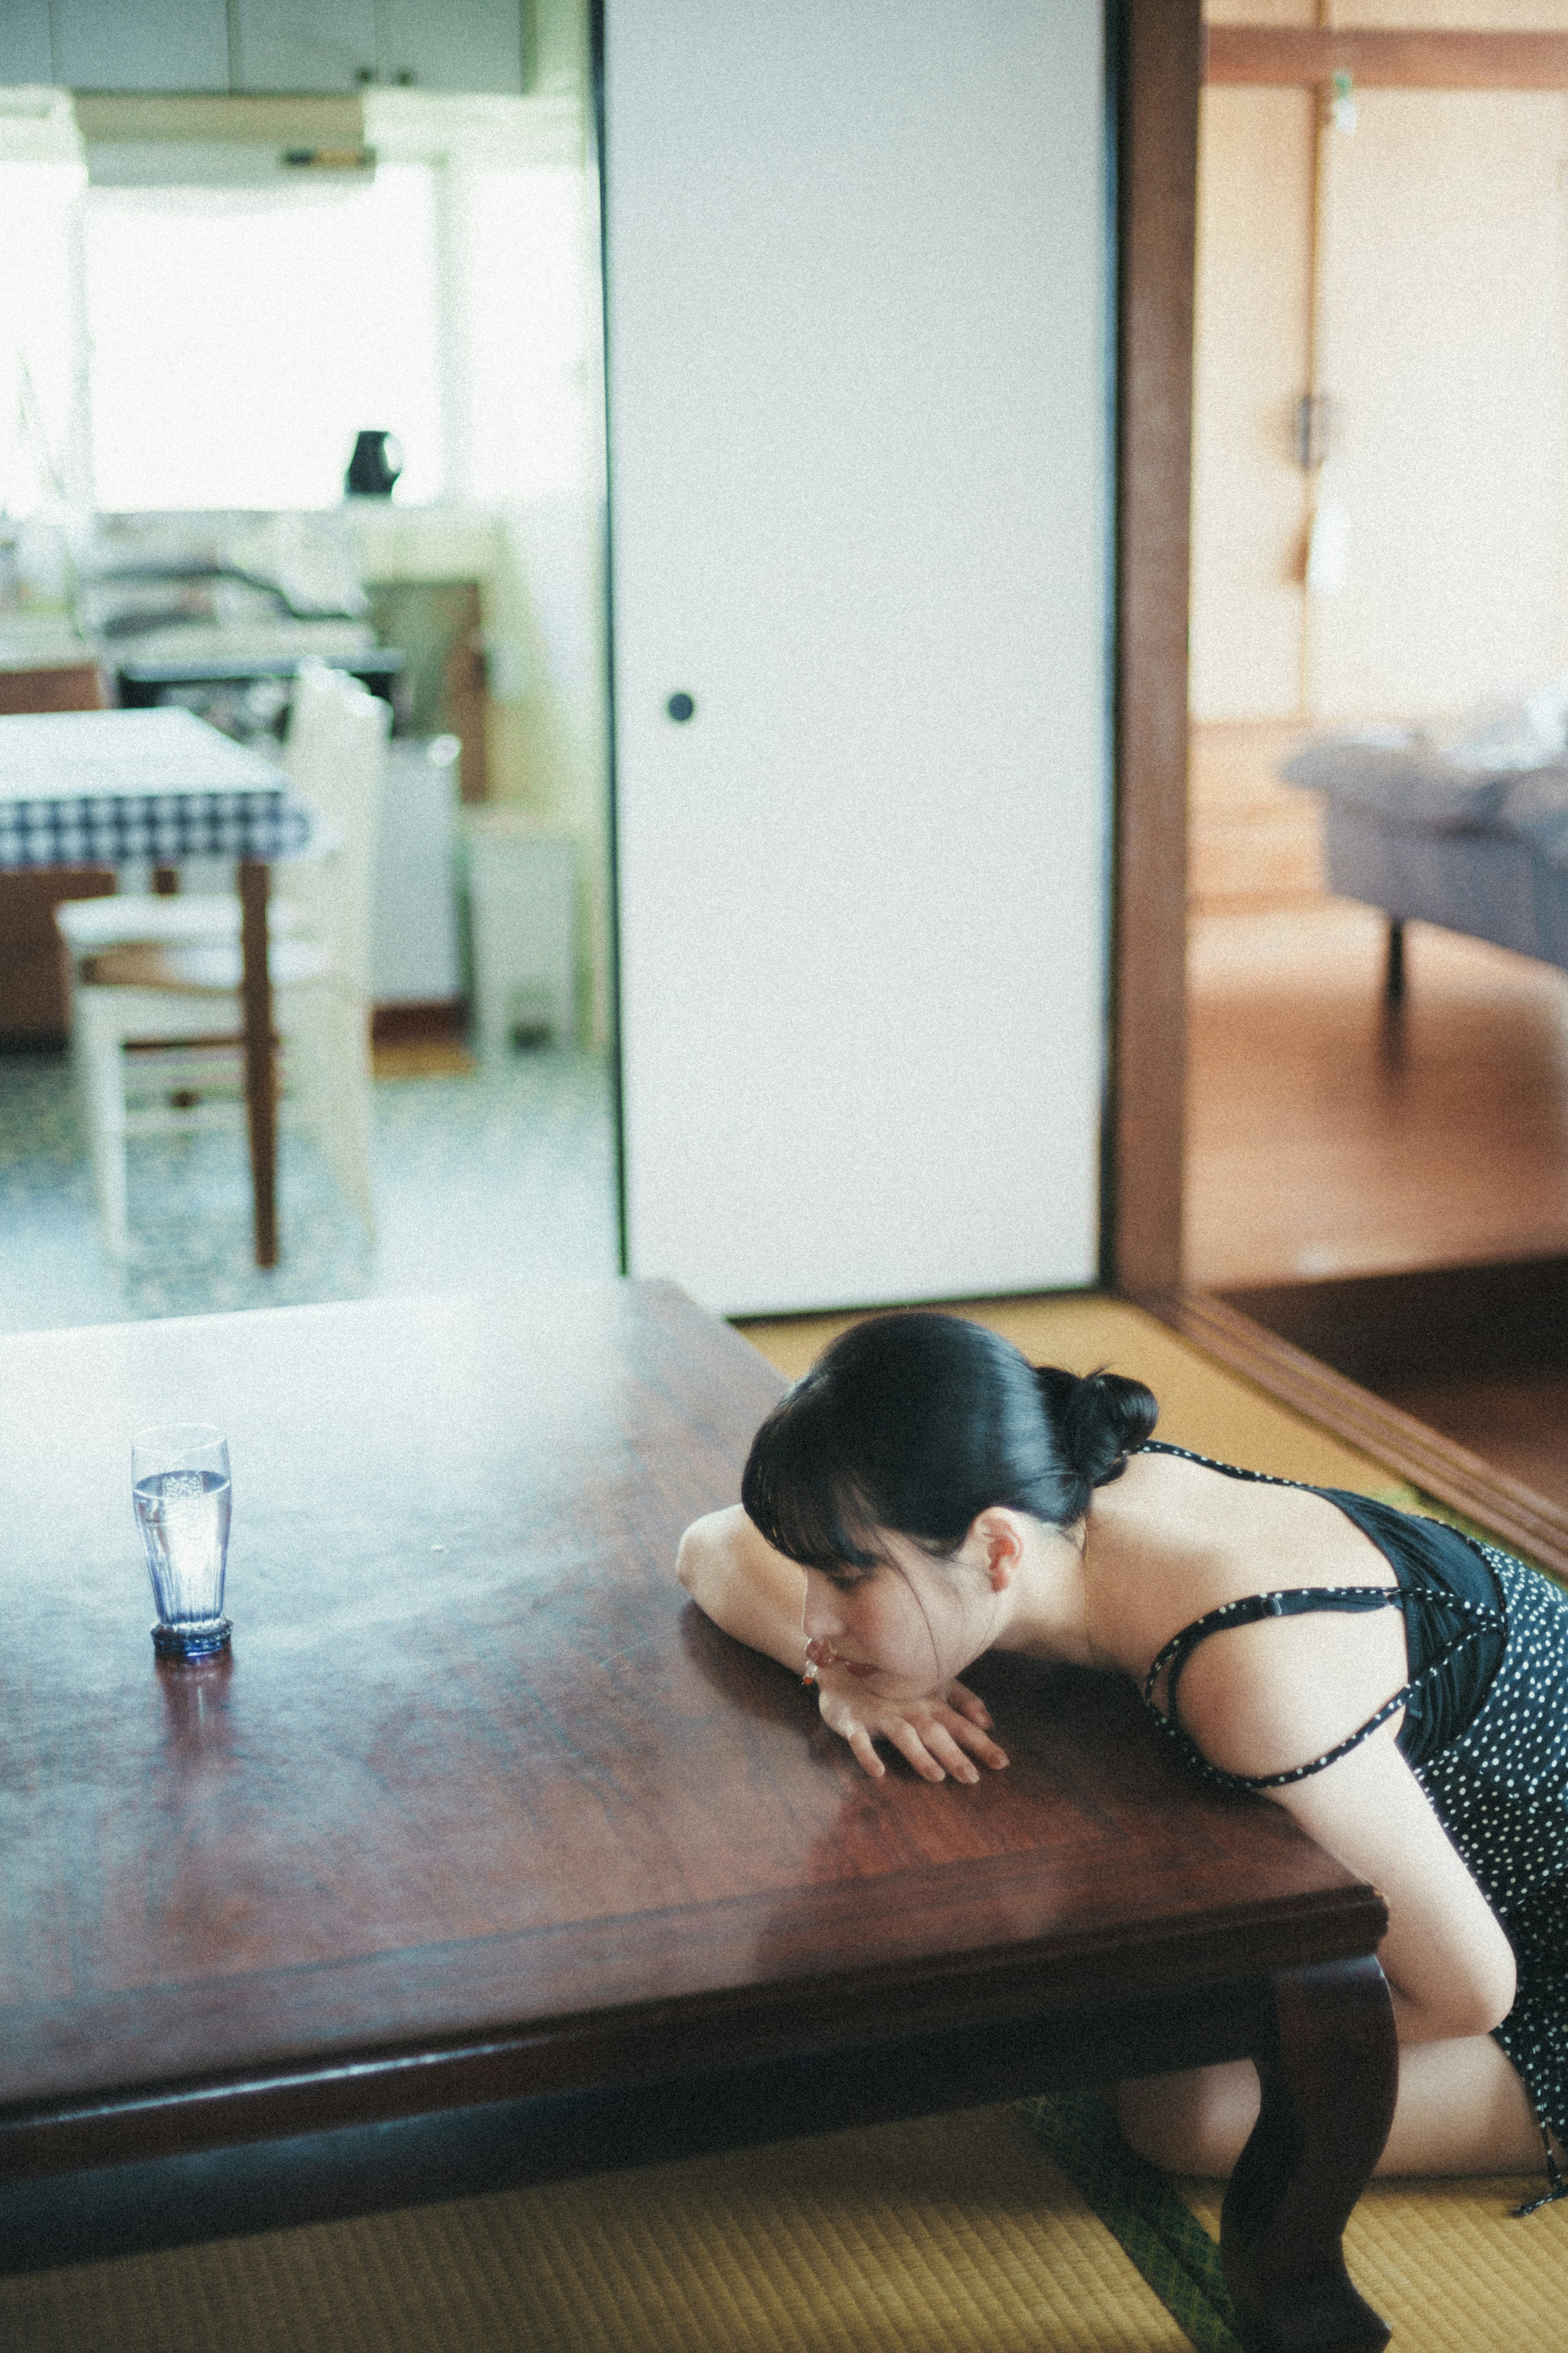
top-left (51, 664), bottom-right (361, 976)
top-left (62, 672), bottom-right (387, 1261)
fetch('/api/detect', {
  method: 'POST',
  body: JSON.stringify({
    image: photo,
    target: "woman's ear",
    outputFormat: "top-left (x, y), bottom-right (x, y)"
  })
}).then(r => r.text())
top-left (971, 1508), bottom-right (1026, 1592)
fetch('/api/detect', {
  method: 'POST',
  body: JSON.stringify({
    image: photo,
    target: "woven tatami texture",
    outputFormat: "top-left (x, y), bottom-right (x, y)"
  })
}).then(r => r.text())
top-left (0, 2109), bottom-right (1189, 2353)
top-left (1182, 2175), bottom-right (1566, 2353)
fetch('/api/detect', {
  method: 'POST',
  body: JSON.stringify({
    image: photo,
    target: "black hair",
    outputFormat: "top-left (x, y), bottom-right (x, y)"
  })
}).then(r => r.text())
top-left (741, 1311), bottom-right (1158, 1577)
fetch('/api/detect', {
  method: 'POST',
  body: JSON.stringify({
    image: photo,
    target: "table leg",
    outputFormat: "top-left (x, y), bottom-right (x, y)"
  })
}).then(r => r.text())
top-left (238, 859), bottom-right (278, 1269)
top-left (1220, 1956), bottom-right (1397, 2353)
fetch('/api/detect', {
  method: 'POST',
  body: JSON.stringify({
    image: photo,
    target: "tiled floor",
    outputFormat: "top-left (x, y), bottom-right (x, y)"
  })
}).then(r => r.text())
top-left (0, 1045), bottom-right (619, 1334)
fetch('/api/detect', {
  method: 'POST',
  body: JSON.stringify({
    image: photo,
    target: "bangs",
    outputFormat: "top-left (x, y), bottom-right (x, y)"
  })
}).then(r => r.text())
top-left (740, 1383), bottom-right (881, 1576)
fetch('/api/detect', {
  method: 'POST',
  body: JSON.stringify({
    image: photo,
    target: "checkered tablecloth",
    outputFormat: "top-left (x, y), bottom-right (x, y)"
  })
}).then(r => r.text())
top-left (0, 707), bottom-right (315, 871)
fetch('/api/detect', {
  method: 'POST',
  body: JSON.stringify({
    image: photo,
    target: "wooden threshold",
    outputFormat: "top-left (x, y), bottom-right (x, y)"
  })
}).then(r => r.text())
top-left (1219, 1259), bottom-right (1568, 1392)
top-left (370, 998), bottom-right (468, 1045)
top-left (1134, 1289), bottom-right (1568, 1582)
top-left (1207, 27), bottom-right (1568, 92)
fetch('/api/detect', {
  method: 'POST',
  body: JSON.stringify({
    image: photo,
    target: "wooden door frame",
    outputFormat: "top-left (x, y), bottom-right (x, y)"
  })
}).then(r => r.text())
top-left (1109, 1), bottom-right (1568, 1577)
top-left (1105, 0), bottom-right (1199, 1300)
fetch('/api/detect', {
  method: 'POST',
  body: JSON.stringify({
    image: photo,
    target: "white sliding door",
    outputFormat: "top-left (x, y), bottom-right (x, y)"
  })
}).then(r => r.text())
top-left (604, 0), bottom-right (1109, 1316)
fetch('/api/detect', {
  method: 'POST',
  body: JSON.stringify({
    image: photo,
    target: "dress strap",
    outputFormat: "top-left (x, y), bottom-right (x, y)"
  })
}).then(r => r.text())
top-left (1514, 2129), bottom-right (1568, 2217)
top-left (1142, 1585), bottom-right (1507, 1793)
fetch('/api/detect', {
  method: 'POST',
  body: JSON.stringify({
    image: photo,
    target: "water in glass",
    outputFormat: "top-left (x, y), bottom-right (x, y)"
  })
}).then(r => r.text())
top-left (135, 1471), bottom-right (231, 1625)
top-left (131, 1423), bottom-right (232, 1659)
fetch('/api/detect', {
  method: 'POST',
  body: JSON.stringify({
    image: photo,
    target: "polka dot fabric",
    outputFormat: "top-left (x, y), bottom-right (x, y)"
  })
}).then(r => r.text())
top-left (1420, 1542), bottom-right (1568, 2209)
top-left (1134, 1442), bottom-right (1568, 2212)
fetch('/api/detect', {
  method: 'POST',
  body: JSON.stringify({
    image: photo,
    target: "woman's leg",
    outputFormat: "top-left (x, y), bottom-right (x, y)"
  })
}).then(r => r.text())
top-left (1118, 2034), bottom-right (1544, 2178)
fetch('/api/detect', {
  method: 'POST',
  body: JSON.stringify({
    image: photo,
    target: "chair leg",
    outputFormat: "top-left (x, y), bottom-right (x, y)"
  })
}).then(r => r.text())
top-left (76, 998), bottom-right (131, 1262)
top-left (332, 999), bottom-right (377, 1242)
top-left (289, 989), bottom-right (376, 1241)
top-left (1384, 918), bottom-right (1406, 1007)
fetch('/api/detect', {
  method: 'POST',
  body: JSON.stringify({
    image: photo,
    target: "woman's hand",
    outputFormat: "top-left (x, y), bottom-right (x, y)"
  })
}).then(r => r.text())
top-left (675, 1508), bottom-right (1009, 1785)
top-left (813, 1669), bottom-right (1009, 1783)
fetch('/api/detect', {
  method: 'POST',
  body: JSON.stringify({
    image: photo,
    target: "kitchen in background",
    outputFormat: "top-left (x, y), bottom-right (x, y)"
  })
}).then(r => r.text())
top-left (0, 3), bottom-right (619, 1324)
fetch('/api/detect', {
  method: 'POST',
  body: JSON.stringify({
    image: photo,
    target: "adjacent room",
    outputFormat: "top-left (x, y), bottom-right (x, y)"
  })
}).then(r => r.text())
top-left (1187, 4), bottom-right (1568, 1509)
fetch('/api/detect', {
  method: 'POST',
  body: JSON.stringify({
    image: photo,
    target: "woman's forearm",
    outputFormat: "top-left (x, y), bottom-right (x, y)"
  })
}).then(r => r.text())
top-left (674, 1505), bottom-right (809, 1673)
top-left (675, 1509), bottom-right (1010, 1784)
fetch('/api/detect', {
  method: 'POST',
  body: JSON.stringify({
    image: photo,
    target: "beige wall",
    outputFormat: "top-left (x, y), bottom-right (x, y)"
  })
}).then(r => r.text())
top-left (1333, 3), bottom-right (1568, 26)
top-left (1190, 85), bottom-right (1313, 720)
top-left (1191, 34), bottom-right (1568, 732)
top-left (1207, 1), bottom-right (1568, 22)
top-left (1311, 86), bottom-right (1568, 718)
top-left (1206, 0), bottom-right (1314, 22)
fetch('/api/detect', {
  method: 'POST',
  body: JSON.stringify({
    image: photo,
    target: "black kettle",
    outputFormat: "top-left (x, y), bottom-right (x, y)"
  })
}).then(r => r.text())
top-left (345, 430), bottom-right (404, 499)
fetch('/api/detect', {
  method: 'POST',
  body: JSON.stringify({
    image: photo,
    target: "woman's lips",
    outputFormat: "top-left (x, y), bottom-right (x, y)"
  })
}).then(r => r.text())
top-left (806, 1638), bottom-right (877, 1680)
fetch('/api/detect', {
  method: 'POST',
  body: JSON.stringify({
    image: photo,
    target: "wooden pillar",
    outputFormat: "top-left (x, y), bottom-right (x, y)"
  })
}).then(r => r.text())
top-left (239, 859), bottom-right (278, 1269)
top-left (1106, 0), bottom-right (1202, 1294)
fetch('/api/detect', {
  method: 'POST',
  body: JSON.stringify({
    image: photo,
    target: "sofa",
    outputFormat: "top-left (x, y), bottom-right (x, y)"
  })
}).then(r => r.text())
top-left (1281, 687), bottom-right (1568, 989)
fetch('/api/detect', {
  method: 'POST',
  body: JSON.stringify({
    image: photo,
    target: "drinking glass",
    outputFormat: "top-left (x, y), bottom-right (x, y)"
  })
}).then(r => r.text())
top-left (132, 1423), bottom-right (233, 1660)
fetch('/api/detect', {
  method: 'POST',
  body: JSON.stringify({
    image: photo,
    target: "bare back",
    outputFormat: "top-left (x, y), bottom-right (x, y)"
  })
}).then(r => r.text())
top-left (1081, 1448), bottom-right (1410, 1782)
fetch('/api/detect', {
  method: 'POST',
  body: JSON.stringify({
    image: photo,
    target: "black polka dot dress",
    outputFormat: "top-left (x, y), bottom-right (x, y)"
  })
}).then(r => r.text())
top-left (1133, 1441), bottom-right (1568, 2213)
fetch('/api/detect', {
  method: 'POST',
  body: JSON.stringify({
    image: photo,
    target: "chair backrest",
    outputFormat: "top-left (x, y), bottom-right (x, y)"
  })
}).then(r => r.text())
top-left (283, 664), bottom-right (389, 1000)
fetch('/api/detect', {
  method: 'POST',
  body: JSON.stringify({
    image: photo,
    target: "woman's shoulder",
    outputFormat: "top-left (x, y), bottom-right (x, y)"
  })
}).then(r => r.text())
top-left (1085, 1447), bottom-right (1403, 1693)
top-left (1136, 1438), bottom-right (1310, 1492)
top-left (1106, 1442), bottom-right (1384, 1555)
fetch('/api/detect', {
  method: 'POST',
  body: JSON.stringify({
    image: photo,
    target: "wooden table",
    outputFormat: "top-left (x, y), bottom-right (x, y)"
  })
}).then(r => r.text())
top-left (0, 1285), bottom-right (1396, 2350)
top-left (0, 707), bottom-right (314, 1267)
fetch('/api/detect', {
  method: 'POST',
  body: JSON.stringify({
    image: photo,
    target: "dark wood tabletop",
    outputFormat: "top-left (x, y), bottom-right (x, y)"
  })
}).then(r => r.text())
top-left (0, 1284), bottom-right (1396, 2348)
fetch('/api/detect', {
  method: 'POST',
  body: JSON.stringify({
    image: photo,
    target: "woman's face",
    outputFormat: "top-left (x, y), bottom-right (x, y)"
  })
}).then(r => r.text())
top-left (800, 1526), bottom-right (997, 1697)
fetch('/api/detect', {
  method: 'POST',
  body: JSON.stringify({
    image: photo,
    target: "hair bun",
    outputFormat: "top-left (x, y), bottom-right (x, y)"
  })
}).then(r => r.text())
top-left (1036, 1364), bottom-right (1157, 1492)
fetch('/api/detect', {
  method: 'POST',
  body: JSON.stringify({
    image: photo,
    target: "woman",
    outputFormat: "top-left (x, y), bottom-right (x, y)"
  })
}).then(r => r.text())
top-left (675, 1310), bottom-right (1568, 2202)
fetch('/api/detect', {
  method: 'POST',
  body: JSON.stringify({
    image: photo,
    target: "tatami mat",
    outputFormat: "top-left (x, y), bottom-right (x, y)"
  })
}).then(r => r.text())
top-left (0, 2109), bottom-right (1189, 2353)
top-left (1181, 2175), bottom-right (1566, 2353)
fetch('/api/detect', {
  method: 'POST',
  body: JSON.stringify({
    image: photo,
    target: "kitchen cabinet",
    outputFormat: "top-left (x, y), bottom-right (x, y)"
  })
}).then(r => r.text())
top-left (372, 0), bottom-right (526, 94)
top-left (39, 0), bottom-right (527, 97)
top-left (0, 0), bottom-right (53, 83)
top-left (49, 0), bottom-right (231, 91)
top-left (230, 0), bottom-right (377, 95)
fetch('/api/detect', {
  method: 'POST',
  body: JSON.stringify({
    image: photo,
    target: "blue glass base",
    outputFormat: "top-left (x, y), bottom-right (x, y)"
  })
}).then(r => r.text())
top-left (151, 1619), bottom-right (232, 1662)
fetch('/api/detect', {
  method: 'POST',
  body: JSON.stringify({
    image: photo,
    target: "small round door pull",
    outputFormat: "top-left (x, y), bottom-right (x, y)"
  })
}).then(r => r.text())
top-left (666, 693), bottom-right (695, 723)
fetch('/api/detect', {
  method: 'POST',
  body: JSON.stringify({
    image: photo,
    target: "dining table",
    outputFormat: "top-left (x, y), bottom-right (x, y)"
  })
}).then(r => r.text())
top-left (0, 1281), bottom-right (1398, 2351)
top-left (0, 705), bottom-right (315, 1267)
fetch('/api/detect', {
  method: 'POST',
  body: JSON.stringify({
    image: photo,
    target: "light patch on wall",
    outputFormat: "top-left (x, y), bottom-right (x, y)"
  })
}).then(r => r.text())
top-left (0, 160), bottom-right (85, 523)
top-left (462, 166), bottom-right (592, 502)
top-left (82, 165), bottom-right (445, 511)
